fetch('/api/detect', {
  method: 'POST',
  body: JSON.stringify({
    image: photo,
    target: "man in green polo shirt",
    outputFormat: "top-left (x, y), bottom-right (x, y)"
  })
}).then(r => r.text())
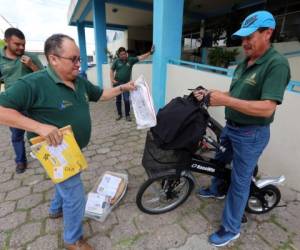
top-left (195, 11), bottom-right (290, 247)
top-left (110, 46), bottom-right (154, 121)
top-left (0, 34), bottom-right (135, 250)
top-left (0, 28), bottom-right (43, 173)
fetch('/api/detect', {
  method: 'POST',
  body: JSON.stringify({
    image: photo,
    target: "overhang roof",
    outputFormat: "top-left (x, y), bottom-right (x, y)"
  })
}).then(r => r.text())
top-left (68, 0), bottom-right (266, 30)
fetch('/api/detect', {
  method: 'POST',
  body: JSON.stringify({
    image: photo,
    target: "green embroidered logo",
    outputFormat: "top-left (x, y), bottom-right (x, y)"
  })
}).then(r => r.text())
top-left (84, 93), bottom-right (89, 102)
top-left (245, 73), bottom-right (257, 86)
top-left (59, 100), bottom-right (73, 110)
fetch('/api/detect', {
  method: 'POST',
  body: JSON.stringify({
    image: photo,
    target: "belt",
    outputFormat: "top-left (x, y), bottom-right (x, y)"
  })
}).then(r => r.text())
top-left (227, 120), bottom-right (248, 127)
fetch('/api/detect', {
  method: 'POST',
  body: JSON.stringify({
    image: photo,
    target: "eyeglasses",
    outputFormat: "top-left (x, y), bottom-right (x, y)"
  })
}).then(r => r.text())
top-left (53, 54), bottom-right (81, 64)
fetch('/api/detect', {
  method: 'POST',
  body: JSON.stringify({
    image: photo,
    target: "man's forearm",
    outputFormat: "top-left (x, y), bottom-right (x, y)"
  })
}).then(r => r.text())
top-left (100, 86), bottom-right (123, 101)
top-left (137, 51), bottom-right (151, 61)
top-left (0, 106), bottom-right (42, 133)
top-left (226, 97), bottom-right (277, 117)
top-left (29, 62), bottom-right (40, 72)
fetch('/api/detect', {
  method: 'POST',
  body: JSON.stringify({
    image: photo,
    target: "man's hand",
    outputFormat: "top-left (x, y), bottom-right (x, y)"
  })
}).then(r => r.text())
top-left (111, 79), bottom-right (118, 86)
top-left (209, 90), bottom-right (230, 106)
top-left (193, 89), bottom-right (208, 101)
top-left (122, 81), bottom-right (136, 92)
top-left (20, 55), bottom-right (39, 71)
top-left (150, 45), bottom-right (155, 55)
top-left (20, 55), bottom-right (33, 68)
top-left (35, 124), bottom-right (63, 147)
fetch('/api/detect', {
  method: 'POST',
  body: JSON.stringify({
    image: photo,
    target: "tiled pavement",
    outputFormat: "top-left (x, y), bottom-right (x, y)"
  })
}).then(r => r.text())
top-left (0, 101), bottom-right (299, 250)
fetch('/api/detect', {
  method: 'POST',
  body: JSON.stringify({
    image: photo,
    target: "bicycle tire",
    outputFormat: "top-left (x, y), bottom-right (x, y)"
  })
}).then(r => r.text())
top-left (136, 174), bottom-right (194, 214)
top-left (246, 185), bottom-right (281, 214)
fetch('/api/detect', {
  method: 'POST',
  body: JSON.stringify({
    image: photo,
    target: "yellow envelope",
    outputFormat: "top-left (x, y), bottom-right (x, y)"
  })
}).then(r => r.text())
top-left (30, 125), bottom-right (88, 184)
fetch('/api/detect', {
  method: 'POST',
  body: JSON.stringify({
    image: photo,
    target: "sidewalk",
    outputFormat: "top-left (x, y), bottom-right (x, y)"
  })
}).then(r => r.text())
top-left (0, 100), bottom-right (299, 250)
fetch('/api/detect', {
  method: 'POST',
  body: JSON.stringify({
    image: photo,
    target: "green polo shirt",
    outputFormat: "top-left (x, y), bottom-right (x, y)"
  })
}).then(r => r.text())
top-left (111, 57), bottom-right (139, 83)
top-left (0, 67), bottom-right (103, 149)
top-left (225, 47), bottom-right (290, 125)
top-left (0, 47), bottom-right (44, 89)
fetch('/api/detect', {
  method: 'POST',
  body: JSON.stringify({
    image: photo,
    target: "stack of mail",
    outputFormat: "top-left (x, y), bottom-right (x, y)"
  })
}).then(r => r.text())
top-left (85, 171), bottom-right (128, 222)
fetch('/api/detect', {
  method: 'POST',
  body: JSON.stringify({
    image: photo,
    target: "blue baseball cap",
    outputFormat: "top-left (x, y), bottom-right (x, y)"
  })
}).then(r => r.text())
top-left (232, 11), bottom-right (276, 39)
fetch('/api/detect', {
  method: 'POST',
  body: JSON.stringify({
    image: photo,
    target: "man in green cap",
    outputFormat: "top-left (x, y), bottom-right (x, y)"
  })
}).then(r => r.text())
top-left (110, 46), bottom-right (154, 121)
top-left (0, 33), bottom-right (135, 250)
top-left (0, 27), bottom-right (43, 173)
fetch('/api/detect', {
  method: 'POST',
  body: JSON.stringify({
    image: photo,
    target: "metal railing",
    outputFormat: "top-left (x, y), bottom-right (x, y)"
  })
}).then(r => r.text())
top-left (169, 59), bottom-right (234, 77)
top-left (168, 59), bottom-right (300, 94)
top-left (283, 50), bottom-right (300, 57)
top-left (287, 80), bottom-right (300, 94)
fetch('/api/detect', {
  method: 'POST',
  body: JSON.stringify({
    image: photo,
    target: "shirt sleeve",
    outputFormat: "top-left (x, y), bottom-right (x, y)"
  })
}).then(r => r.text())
top-left (26, 53), bottom-right (44, 70)
top-left (0, 79), bottom-right (34, 111)
top-left (32, 56), bottom-right (44, 70)
top-left (261, 63), bottom-right (291, 104)
top-left (130, 57), bottom-right (139, 65)
top-left (85, 80), bottom-right (103, 102)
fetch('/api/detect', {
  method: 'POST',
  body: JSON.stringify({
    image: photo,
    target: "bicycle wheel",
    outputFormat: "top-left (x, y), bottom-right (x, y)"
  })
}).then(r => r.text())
top-left (246, 185), bottom-right (281, 214)
top-left (136, 174), bottom-right (194, 214)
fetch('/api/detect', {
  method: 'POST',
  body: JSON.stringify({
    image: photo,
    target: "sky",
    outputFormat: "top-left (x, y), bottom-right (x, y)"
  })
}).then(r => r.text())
top-left (0, 0), bottom-right (97, 53)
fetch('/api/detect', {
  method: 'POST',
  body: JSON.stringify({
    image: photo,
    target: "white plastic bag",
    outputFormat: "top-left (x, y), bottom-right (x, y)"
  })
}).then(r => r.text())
top-left (131, 75), bottom-right (157, 129)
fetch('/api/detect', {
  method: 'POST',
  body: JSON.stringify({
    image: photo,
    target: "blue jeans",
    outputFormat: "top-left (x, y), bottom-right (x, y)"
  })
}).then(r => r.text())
top-left (209, 123), bottom-right (270, 234)
top-left (49, 173), bottom-right (86, 244)
top-left (9, 127), bottom-right (27, 164)
top-left (115, 82), bottom-right (130, 116)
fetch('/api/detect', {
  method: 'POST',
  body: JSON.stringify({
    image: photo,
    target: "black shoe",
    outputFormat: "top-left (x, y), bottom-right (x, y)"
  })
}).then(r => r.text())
top-left (126, 116), bottom-right (132, 122)
top-left (116, 115), bottom-right (122, 121)
top-left (16, 162), bottom-right (27, 174)
top-left (242, 213), bottom-right (248, 223)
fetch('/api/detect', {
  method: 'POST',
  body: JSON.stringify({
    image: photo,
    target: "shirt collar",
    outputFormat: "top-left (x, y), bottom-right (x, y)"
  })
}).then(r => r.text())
top-left (0, 46), bottom-right (26, 60)
top-left (0, 47), bottom-right (5, 57)
top-left (0, 47), bottom-right (11, 59)
top-left (46, 66), bottom-right (79, 86)
top-left (255, 46), bottom-right (274, 64)
top-left (46, 66), bottom-right (64, 84)
top-left (243, 46), bottom-right (274, 66)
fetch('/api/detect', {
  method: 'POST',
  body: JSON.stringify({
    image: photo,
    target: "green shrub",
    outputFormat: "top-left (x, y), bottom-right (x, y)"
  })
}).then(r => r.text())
top-left (208, 47), bottom-right (239, 68)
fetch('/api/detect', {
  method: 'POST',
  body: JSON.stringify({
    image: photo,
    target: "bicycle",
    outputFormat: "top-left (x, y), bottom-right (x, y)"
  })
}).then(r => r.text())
top-left (136, 92), bottom-right (285, 216)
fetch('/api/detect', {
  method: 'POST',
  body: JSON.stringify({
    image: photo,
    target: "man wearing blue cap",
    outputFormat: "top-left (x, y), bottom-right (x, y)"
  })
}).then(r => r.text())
top-left (195, 10), bottom-right (290, 247)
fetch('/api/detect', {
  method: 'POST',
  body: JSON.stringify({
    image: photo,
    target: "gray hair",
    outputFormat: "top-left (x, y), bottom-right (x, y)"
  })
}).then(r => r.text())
top-left (44, 34), bottom-right (74, 61)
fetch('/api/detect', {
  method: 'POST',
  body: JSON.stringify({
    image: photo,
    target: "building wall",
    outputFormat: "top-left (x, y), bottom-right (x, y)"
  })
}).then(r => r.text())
top-left (228, 41), bottom-right (300, 62)
top-left (107, 30), bottom-right (128, 59)
top-left (127, 26), bottom-right (152, 53)
top-left (287, 56), bottom-right (300, 81)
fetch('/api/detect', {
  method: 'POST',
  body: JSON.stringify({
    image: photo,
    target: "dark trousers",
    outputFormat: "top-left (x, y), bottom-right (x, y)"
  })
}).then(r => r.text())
top-left (116, 90), bottom-right (130, 117)
top-left (9, 127), bottom-right (27, 164)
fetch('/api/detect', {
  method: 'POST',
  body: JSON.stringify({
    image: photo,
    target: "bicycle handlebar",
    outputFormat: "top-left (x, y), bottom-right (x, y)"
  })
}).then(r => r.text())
top-left (188, 85), bottom-right (211, 107)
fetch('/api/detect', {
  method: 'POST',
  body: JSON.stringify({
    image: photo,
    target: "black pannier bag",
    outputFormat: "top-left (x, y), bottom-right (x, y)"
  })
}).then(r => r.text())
top-left (142, 131), bottom-right (191, 175)
top-left (151, 95), bottom-right (209, 153)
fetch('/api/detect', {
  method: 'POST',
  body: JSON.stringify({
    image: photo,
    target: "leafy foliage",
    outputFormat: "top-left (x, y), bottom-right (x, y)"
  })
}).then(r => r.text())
top-left (208, 47), bottom-right (239, 68)
top-left (0, 39), bottom-right (5, 48)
